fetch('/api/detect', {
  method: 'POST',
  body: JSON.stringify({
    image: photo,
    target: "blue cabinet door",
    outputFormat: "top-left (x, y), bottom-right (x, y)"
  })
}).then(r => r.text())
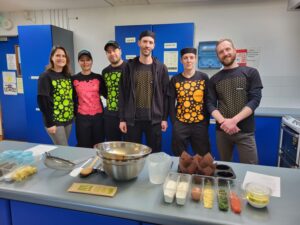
top-left (152, 23), bottom-right (194, 76)
top-left (0, 198), bottom-right (11, 225)
top-left (115, 24), bottom-right (152, 61)
top-left (0, 37), bottom-right (27, 140)
top-left (255, 116), bottom-right (281, 166)
top-left (10, 200), bottom-right (139, 225)
top-left (18, 25), bottom-right (53, 144)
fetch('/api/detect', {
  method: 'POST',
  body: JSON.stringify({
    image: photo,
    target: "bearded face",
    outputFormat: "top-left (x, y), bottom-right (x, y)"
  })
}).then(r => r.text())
top-left (216, 41), bottom-right (237, 67)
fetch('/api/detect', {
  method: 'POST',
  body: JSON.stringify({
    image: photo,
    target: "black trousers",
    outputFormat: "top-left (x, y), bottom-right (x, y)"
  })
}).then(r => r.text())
top-left (172, 120), bottom-right (210, 156)
top-left (75, 113), bottom-right (105, 148)
top-left (125, 121), bottom-right (162, 153)
top-left (104, 115), bottom-right (123, 141)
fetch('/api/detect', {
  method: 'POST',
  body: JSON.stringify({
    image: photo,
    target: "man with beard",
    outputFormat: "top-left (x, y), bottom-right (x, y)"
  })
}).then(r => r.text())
top-left (119, 30), bottom-right (169, 152)
top-left (102, 41), bottom-right (126, 141)
top-left (207, 39), bottom-right (263, 164)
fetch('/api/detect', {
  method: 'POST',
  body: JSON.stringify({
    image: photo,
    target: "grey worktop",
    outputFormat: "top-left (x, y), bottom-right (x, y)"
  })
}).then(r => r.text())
top-left (0, 141), bottom-right (299, 225)
top-left (255, 107), bottom-right (300, 117)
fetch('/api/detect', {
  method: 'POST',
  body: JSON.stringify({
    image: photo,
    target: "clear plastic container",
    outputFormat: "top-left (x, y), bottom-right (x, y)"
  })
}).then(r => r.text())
top-left (191, 174), bottom-right (203, 202)
top-left (163, 172), bottom-right (180, 203)
top-left (245, 182), bottom-right (271, 208)
top-left (176, 173), bottom-right (191, 205)
top-left (216, 178), bottom-right (229, 211)
top-left (203, 176), bottom-right (215, 209)
top-left (148, 152), bottom-right (172, 184)
top-left (0, 150), bottom-right (37, 181)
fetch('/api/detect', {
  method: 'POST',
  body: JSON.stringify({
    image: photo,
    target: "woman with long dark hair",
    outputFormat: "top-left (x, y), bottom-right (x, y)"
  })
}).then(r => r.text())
top-left (37, 46), bottom-right (74, 145)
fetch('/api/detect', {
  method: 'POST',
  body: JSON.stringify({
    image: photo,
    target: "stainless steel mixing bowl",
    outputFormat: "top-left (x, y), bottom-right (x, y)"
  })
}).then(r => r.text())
top-left (94, 141), bottom-right (152, 180)
top-left (101, 157), bottom-right (146, 180)
top-left (94, 141), bottom-right (152, 161)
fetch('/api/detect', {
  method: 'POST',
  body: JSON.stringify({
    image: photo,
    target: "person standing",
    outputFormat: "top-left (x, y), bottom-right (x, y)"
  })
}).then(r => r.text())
top-left (207, 39), bottom-right (263, 164)
top-left (37, 46), bottom-right (74, 146)
top-left (102, 41), bottom-right (126, 141)
top-left (169, 48), bottom-right (210, 156)
top-left (119, 30), bottom-right (169, 152)
top-left (72, 50), bottom-right (107, 148)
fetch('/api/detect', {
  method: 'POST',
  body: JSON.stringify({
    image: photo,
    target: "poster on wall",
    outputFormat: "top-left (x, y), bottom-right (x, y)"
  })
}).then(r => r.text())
top-left (2, 71), bottom-right (17, 95)
top-left (236, 49), bottom-right (247, 66)
top-left (6, 54), bottom-right (17, 70)
top-left (247, 47), bottom-right (261, 68)
top-left (164, 51), bottom-right (178, 72)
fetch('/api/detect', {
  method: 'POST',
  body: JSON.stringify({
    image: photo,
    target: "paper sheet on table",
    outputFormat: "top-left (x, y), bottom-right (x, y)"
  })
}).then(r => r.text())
top-left (24, 145), bottom-right (57, 157)
top-left (242, 171), bottom-right (281, 197)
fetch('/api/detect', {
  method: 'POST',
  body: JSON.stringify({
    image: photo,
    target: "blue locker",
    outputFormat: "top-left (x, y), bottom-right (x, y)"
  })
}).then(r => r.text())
top-left (0, 37), bottom-right (27, 140)
top-left (115, 24), bottom-right (152, 61)
top-left (18, 25), bottom-right (76, 145)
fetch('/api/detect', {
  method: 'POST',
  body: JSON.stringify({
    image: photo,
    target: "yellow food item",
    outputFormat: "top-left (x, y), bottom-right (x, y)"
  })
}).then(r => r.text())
top-left (203, 182), bottom-right (214, 208)
top-left (246, 192), bottom-right (269, 206)
top-left (12, 166), bottom-right (37, 181)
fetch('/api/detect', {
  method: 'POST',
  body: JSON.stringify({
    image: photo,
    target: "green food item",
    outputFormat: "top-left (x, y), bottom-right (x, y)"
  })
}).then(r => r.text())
top-left (218, 189), bottom-right (229, 211)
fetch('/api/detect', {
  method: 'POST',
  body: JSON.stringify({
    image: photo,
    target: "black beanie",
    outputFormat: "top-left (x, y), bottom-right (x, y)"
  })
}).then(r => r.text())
top-left (139, 30), bottom-right (155, 40)
top-left (180, 48), bottom-right (197, 57)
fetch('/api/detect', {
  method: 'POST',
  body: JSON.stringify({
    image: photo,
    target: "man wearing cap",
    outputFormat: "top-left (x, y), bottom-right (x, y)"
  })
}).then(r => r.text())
top-left (72, 50), bottom-right (107, 148)
top-left (102, 41), bottom-right (126, 141)
top-left (168, 47), bottom-right (211, 156)
top-left (119, 30), bottom-right (169, 152)
top-left (207, 39), bottom-right (263, 164)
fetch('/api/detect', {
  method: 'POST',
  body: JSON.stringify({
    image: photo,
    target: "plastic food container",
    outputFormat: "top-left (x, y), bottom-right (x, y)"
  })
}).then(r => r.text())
top-left (191, 175), bottom-right (203, 202)
top-left (163, 172), bottom-right (180, 203)
top-left (148, 152), bottom-right (172, 184)
top-left (245, 182), bottom-right (271, 208)
top-left (0, 150), bottom-right (38, 182)
top-left (216, 178), bottom-right (229, 211)
top-left (176, 173), bottom-right (191, 205)
top-left (203, 176), bottom-right (215, 209)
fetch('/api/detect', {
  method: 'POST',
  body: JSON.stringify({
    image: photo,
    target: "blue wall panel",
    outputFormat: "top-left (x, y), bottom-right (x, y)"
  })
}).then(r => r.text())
top-left (10, 200), bottom-right (139, 225)
top-left (115, 24), bottom-right (152, 61)
top-left (152, 23), bottom-right (194, 76)
top-left (0, 37), bottom-right (27, 140)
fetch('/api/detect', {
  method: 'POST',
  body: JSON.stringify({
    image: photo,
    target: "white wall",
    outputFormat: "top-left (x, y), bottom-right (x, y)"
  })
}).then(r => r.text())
top-left (1, 0), bottom-right (300, 108)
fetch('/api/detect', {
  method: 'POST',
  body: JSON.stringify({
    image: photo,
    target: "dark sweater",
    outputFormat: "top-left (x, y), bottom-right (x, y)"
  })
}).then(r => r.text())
top-left (102, 62), bottom-right (126, 117)
top-left (37, 70), bottom-right (74, 128)
top-left (119, 57), bottom-right (169, 126)
top-left (207, 66), bottom-right (263, 133)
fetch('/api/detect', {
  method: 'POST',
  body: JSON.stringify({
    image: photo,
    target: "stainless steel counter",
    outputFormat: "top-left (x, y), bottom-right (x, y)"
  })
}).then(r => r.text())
top-left (0, 141), bottom-right (299, 225)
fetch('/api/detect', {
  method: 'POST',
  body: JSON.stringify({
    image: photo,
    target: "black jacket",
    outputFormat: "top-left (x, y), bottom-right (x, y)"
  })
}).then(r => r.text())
top-left (119, 57), bottom-right (169, 126)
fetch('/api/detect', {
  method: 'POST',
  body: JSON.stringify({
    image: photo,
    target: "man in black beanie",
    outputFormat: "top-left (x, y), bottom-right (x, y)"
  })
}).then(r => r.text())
top-left (119, 30), bottom-right (169, 152)
top-left (168, 47), bottom-right (211, 156)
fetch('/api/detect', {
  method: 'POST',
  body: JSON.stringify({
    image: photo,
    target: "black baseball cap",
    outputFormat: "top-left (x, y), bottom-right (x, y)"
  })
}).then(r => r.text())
top-left (139, 30), bottom-right (155, 40)
top-left (78, 50), bottom-right (92, 60)
top-left (104, 40), bottom-right (120, 51)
